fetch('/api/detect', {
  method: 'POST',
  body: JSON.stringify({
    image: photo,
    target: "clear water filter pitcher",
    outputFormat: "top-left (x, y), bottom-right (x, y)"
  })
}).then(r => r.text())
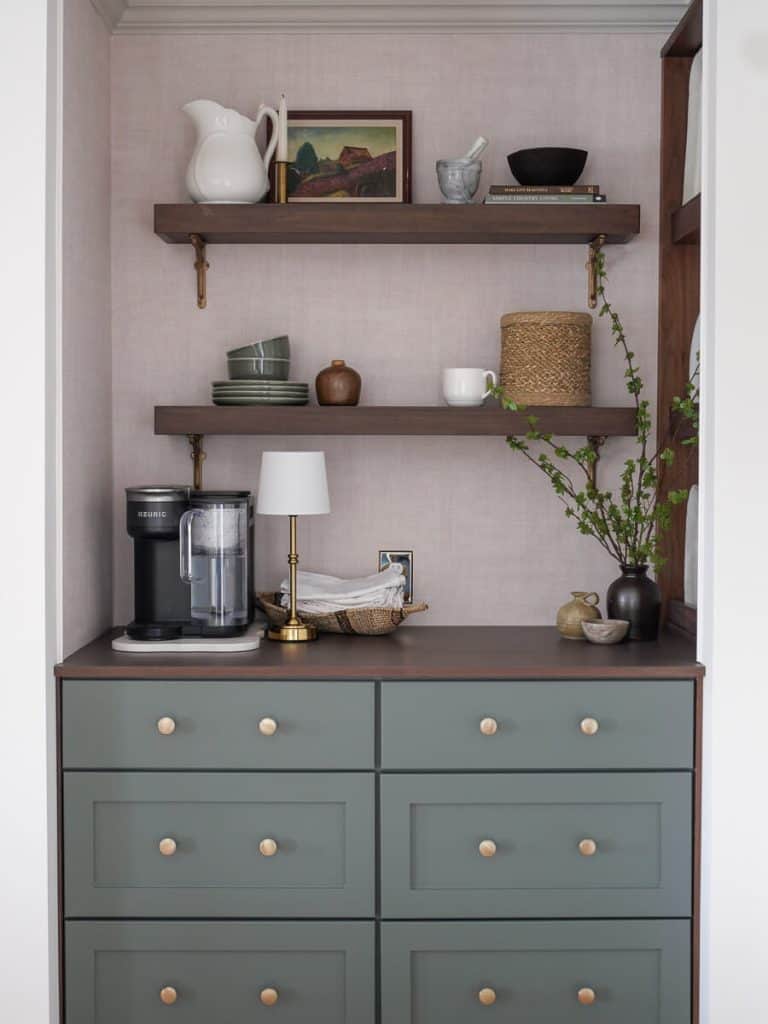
top-left (179, 492), bottom-right (251, 629)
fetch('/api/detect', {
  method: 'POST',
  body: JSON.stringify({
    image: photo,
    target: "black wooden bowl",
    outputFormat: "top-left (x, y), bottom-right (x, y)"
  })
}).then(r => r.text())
top-left (507, 147), bottom-right (588, 187)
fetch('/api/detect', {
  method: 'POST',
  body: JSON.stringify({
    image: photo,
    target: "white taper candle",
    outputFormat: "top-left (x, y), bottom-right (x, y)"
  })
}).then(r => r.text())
top-left (277, 94), bottom-right (288, 162)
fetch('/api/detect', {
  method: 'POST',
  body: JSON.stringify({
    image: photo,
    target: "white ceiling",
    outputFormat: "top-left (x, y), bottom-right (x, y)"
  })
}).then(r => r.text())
top-left (91, 0), bottom-right (688, 34)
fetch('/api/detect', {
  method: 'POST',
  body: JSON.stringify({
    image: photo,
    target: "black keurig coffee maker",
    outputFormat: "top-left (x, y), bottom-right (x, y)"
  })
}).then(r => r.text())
top-left (126, 486), bottom-right (254, 640)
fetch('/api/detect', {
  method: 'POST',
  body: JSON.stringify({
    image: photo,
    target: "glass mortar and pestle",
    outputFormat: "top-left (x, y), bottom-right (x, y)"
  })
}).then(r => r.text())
top-left (436, 136), bottom-right (487, 204)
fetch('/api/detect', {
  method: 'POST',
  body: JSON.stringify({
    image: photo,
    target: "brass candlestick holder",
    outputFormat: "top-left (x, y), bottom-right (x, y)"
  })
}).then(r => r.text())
top-left (270, 515), bottom-right (316, 642)
top-left (273, 161), bottom-right (289, 204)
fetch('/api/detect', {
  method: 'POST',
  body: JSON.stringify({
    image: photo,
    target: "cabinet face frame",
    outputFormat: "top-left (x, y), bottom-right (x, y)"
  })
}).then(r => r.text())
top-left (55, 667), bottom-right (703, 1024)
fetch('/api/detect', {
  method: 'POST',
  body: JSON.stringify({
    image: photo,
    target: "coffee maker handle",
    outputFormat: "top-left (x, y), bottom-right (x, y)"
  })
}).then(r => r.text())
top-left (179, 508), bottom-right (202, 583)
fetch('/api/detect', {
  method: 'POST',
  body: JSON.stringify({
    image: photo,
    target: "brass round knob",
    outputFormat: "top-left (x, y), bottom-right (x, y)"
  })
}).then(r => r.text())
top-left (580, 717), bottom-right (600, 736)
top-left (578, 838), bottom-right (598, 857)
top-left (578, 987), bottom-right (596, 1006)
top-left (479, 717), bottom-right (498, 736)
top-left (160, 987), bottom-right (178, 1005)
top-left (259, 838), bottom-right (278, 857)
top-left (158, 837), bottom-right (177, 857)
top-left (259, 717), bottom-right (278, 736)
top-left (478, 839), bottom-right (497, 858)
top-left (478, 987), bottom-right (497, 1006)
top-left (260, 987), bottom-right (279, 1006)
top-left (157, 716), bottom-right (176, 736)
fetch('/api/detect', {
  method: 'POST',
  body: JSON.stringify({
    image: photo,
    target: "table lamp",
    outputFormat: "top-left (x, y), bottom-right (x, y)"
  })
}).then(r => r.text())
top-left (257, 451), bottom-right (330, 642)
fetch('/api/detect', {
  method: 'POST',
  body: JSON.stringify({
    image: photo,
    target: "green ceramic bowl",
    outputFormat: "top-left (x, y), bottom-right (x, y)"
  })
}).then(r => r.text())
top-left (227, 335), bottom-right (290, 360)
top-left (227, 356), bottom-right (291, 381)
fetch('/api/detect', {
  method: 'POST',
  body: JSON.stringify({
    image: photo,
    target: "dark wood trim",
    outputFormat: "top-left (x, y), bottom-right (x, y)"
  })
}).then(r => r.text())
top-left (671, 194), bottom-right (701, 245)
top-left (266, 109), bottom-right (412, 204)
top-left (657, 53), bottom-right (701, 627)
top-left (667, 598), bottom-right (698, 638)
top-left (154, 405), bottom-right (638, 438)
top-left (154, 202), bottom-right (641, 246)
top-left (661, 0), bottom-right (703, 57)
top-left (670, 406), bottom-right (698, 442)
top-left (55, 626), bottom-right (701, 681)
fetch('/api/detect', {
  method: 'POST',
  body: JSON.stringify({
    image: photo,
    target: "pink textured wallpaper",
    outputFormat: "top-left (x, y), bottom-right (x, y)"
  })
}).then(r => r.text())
top-left (110, 31), bottom-right (662, 626)
top-left (63, 0), bottom-right (112, 655)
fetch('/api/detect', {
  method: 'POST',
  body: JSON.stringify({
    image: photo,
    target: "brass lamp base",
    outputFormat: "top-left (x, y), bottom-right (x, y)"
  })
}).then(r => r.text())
top-left (268, 621), bottom-right (317, 643)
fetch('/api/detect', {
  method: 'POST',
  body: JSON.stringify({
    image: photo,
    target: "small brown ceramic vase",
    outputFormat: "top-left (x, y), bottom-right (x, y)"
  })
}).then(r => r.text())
top-left (556, 591), bottom-right (602, 640)
top-left (315, 360), bottom-right (362, 406)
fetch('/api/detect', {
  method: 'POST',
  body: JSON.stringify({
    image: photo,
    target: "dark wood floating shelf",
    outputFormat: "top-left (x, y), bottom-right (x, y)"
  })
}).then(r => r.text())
top-left (671, 194), bottom-right (701, 245)
top-left (154, 203), bottom-right (641, 246)
top-left (155, 405), bottom-right (637, 438)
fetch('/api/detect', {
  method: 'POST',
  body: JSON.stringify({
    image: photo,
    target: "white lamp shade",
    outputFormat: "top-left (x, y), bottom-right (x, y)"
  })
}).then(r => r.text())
top-left (257, 451), bottom-right (331, 516)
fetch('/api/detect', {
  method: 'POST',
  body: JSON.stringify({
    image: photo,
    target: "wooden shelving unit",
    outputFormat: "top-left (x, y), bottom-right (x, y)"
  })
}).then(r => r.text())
top-left (657, 5), bottom-right (702, 629)
top-left (155, 202), bottom-right (640, 246)
top-left (155, 405), bottom-right (637, 438)
top-left (154, 202), bottom-right (641, 309)
top-left (156, 405), bottom-right (638, 491)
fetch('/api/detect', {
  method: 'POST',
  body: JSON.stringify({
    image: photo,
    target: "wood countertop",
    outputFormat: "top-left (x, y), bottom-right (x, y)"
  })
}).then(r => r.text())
top-left (56, 627), bottom-right (702, 681)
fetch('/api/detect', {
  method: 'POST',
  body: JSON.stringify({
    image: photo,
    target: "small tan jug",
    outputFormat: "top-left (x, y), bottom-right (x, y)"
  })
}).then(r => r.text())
top-left (556, 591), bottom-right (602, 640)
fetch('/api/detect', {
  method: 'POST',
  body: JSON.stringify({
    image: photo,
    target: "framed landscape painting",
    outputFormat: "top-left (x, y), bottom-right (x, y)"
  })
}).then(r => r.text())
top-left (275, 111), bottom-right (412, 203)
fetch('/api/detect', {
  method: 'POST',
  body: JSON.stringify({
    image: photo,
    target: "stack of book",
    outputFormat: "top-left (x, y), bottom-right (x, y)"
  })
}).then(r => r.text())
top-left (484, 185), bottom-right (606, 204)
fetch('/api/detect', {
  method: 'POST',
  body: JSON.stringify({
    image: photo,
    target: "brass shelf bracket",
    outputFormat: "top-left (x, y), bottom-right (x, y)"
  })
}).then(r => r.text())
top-left (190, 233), bottom-right (209, 310)
top-left (187, 433), bottom-right (206, 490)
top-left (586, 434), bottom-right (607, 489)
top-left (587, 234), bottom-right (607, 310)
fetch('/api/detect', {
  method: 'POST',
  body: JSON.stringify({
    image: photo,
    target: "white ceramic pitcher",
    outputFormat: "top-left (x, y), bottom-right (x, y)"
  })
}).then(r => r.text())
top-left (183, 99), bottom-right (279, 204)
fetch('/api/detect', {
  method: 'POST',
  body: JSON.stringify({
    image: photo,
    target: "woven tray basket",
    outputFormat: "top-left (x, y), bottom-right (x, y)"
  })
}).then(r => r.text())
top-left (500, 311), bottom-right (592, 406)
top-left (257, 593), bottom-right (429, 636)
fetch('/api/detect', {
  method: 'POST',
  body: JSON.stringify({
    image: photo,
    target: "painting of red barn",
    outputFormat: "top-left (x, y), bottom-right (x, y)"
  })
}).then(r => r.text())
top-left (273, 111), bottom-right (412, 203)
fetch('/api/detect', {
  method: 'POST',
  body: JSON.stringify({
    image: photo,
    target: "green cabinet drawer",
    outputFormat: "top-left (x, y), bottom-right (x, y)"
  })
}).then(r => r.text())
top-left (64, 772), bottom-right (374, 917)
top-left (381, 920), bottom-right (690, 1024)
top-left (380, 773), bottom-right (691, 918)
top-left (381, 679), bottom-right (693, 771)
top-left (62, 679), bottom-right (374, 770)
top-left (66, 921), bottom-right (374, 1024)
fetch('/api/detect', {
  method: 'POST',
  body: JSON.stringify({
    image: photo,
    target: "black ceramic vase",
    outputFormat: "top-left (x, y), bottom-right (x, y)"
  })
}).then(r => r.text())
top-left (606, 565), bottom-right (661, 641)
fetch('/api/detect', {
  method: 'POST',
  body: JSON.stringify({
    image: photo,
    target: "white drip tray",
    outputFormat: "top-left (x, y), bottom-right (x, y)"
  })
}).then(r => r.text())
top-left (112, 622), bottom-right (265, 654)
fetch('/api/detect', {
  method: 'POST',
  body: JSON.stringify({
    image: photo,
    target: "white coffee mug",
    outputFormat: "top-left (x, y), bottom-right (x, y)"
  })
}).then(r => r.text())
top-left (442, 367), bottom-right (498, 407)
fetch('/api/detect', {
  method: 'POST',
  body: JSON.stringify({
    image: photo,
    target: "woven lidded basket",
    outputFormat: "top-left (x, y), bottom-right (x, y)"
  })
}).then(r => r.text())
top-left (257, 593), bottom-right (429, 636)
top-left (500, 311), bottom-right (592, 407)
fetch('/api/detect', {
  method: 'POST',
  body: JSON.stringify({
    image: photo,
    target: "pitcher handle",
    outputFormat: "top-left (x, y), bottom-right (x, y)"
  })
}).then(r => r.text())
top-left (483, 370), bottom-right (498, 399)
top-left (255, 105), bottom-right (280, 173)
top-left (179, 508), bottom-right (203, 583)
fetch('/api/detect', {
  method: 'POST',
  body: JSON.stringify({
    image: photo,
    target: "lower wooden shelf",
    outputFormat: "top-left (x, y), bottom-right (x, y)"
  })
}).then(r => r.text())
top-left (154, 405), bottom-right (638, 438)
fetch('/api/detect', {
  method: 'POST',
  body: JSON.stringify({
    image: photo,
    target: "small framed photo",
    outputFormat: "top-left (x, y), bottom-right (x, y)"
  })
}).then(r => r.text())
top-left (271, 110), bottom-right (412, 203)
top-left (378, 550), bottom-right (414, 604)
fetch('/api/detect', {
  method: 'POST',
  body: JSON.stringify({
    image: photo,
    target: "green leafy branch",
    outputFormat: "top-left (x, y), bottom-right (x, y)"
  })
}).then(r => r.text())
top-left (494, 250), bottom-right (699, 572)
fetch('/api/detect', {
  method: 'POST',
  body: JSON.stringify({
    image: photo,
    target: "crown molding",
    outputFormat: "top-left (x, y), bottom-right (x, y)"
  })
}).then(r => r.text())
top-left (100, 2), bottom-right (687, 35)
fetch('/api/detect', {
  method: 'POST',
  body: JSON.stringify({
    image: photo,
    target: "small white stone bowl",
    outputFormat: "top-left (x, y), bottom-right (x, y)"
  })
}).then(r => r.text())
top-left (582, 619), bottom-right (630, 645)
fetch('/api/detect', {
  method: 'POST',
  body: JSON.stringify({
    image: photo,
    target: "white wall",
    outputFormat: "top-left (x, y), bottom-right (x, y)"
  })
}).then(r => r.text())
top-left (0, 0), bottom-right (58, 1021)
top-left (62, 0), bottom-right (113, 656)
top-left (699, 0), bottom-right (768, 1019)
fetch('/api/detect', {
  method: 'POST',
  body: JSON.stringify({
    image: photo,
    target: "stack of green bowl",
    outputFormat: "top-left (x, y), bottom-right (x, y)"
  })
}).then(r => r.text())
top-left (213, 336), bottom-right (309, 406)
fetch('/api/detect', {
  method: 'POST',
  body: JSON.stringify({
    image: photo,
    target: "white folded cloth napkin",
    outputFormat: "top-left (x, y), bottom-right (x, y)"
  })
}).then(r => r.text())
top-left (280, 564), bottom-right (406, 613)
